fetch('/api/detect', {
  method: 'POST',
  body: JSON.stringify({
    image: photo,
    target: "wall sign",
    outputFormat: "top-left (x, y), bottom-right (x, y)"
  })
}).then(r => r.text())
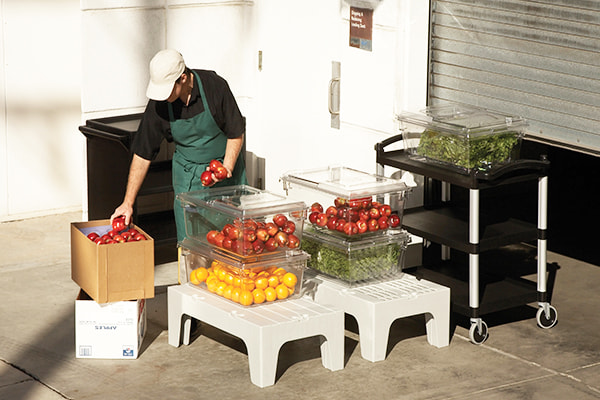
top-left (349, 7), bottom-right (373, 51)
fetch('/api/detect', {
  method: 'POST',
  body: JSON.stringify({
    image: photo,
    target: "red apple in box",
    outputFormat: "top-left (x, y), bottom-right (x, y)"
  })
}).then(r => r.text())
top-left (112, 216), bottom-right (127, 232)
top-left (87, 232), bottom-right (100, 241)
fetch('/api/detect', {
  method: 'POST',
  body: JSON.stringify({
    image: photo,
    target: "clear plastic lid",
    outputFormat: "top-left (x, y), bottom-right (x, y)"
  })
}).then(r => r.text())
top-left (303, 226), bottom-right (410, 252)
top-left (281, 166), bottom-right (413, 199)
top-left (177, 185), bottom-right (307, 219)
top-left (179, 238), bottom-right (310, 268)
top-left (396, 104), bottom-right (527, 137)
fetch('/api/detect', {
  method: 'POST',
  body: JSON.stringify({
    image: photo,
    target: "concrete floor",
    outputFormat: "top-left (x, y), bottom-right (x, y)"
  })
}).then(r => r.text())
top-left (1, 211), bottom-right (599, 400)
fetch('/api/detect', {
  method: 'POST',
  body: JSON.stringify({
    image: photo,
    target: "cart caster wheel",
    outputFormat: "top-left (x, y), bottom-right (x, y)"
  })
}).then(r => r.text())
top-left (469, 321), bottom-right (488, 345)
top-left (536, 305), bottom-right (558, 329)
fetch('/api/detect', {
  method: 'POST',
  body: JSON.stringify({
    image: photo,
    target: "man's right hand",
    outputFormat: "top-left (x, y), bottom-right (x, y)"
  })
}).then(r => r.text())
top-left (110, 203), bottom-right (134, 226)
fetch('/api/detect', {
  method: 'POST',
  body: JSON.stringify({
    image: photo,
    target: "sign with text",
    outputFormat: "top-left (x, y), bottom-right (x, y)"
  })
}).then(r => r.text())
top-left (349, 7), bottom-right (373, 51)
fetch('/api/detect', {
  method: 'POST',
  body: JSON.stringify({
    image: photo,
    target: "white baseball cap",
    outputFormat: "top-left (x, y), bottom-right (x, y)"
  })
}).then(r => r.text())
top-left (146, 49), bottom-right (186, 101)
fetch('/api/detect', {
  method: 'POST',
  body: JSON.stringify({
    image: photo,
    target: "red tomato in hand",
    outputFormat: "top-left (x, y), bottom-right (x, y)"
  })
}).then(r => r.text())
top-left (209, 159), bottom-right (224, 172)
top-left (112, 216), bottom-right (127, 232)
top-left (214, 166), bottom-right (228, 180)
top-left (201, 170), bottom-right (214, 186)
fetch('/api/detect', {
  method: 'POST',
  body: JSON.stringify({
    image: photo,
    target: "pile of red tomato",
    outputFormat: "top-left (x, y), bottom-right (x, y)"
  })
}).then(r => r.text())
top-left (308, 197), bottom-right (401, 236)
top-left (206, 213), bottom-right (300, 256)
top-left (86, 216), bottom-right (147, 244)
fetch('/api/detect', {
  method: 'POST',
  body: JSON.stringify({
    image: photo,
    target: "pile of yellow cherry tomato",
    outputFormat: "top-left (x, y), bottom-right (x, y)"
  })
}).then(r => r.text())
top-left (189, 260), bottom-right (299, 306)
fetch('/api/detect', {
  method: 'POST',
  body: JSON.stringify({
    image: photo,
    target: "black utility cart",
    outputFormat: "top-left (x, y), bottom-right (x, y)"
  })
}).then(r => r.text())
top-left (375, 134), bottom-right (558, 344)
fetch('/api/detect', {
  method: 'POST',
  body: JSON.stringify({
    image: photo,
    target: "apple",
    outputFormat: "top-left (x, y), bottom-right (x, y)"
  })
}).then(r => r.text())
top-left (264, 237), bottom-right (279, 252)
top-left (389, 214), bottom-right (401, 228)
top-left (200, 170), bottom-right (214, 186)
top-left (273, 213), bottom-right (288, 228)
top-left (213, 166), bottom-right (228, 180)
top-left (244, 219), bottom-right (258, 231)
top-left (214, 232), bottom-right (226, 247)
top-left (133, 233), bottom-right (146, 241)
top-left (107, 229), bottom-right (119, 238)
top-left (343, 221), bottom-right (358, 236)
top-left (337, 207), bottom-right (349, 220)
top-left (309, 211), bottom-right (319, 224)
top-left (348, 209), bottom-right (360, 222)
top-left (222, 237), bottom-right (233, 250)
top-left (242, 241), bottom-right (254, 255)
top-left (255, 227), bottom-right (269, 242)
top-left (93, 237), bottom-right (103, 245)
top-left (121, 231), bottom-right (132, 241)
top-left (379, 204), bottom-right (392, 217)
top-left (310, 202), bottom-right (323, 213)
top-left (222, 223), bottom-right (234, 237)
top-left (334, 197), bottom-right (347, 208)
top-left (206, 230), bottom-right (219, 244)
top-left (356, 219), bottom-right (368, 234)
top-left (326, 216), bottom-right (338, 230)
top-left (283, 220), bottom-right (296, 234)
top-left (369, 207), bottom-right (381, 219)
top-left (367, 218), bottom-right (379, 232)
top-left (315, 213), bottom-right (328, 227)
top-left (335, 218), bottom-right (347, 232)
top-left (287, 234), bottom-right (300, 248)
top-left (325, 206), bottom-right (338, 217)
top-left (128, 228), bottom-right (139, 237)
top-left (252, 239), bottom-right (265, 254)
top-left (113, 234), bottom-right (126, 243)
top-left (358, 209), bottom-right (370, 221)
top-left (87, 232), bottom-right (100, 241)
top-left (274, 231), bottom-right (289, 247)
top-left (100, 234), bottom-right (111, 243)
top-left (112, 216), bottom-right (126, 232)
top-left (243, 228), bottom-right (256, 243)
top-left (378, 215), bottom-right (389, 229)
top-left (209, 159), bottom-right (224, 172)
top-left (227, 226), bottom-right (242, 240)
top-left (265, 222), bottom-right (279, 237)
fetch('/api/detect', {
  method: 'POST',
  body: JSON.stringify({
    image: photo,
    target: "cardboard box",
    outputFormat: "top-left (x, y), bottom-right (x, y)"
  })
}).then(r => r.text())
top-left (75, 290), bottom-right (146, 359)
top-left (71, 219), bottom-right (154, 304)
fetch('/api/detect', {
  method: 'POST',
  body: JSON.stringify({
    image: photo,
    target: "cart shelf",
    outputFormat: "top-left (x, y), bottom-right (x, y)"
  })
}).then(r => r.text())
top-left (375, 134), bottom-right (557, 344)
top-left (403, 206), bottom-right (538, 254)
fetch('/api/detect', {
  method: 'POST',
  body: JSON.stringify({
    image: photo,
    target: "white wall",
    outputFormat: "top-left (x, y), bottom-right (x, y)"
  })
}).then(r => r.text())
top-left (0, 0), bottom-right (428, 222)
top-left (0, 0), bottom-right (83, 222)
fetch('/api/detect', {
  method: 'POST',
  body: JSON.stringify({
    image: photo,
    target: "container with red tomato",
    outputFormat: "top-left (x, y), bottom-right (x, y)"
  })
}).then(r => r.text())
top-left (280, 166), bottom-right (413, 238)
top-left (177, 185), bottom-right (307, 257)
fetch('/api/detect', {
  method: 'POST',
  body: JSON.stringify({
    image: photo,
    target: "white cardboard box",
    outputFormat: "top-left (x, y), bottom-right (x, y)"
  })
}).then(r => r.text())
top-left (75, 290), bottom-right (146, 359)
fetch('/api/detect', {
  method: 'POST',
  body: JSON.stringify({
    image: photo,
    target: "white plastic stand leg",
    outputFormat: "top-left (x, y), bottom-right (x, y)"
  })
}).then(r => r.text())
top-left (168, 284), bottom-right (345, 388)
top-left (308, 273), bottom-right (450, 362)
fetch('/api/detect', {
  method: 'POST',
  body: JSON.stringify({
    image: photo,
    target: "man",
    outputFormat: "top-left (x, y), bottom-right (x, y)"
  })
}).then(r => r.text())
top-left (111, 49), bottom-right (247, 242)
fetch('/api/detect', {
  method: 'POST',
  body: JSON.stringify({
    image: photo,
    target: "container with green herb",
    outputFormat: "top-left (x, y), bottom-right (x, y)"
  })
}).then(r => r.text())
top-left (397, 105), bottom-right (527, 172)
top-left (301, 227), bottom-right (409, 285)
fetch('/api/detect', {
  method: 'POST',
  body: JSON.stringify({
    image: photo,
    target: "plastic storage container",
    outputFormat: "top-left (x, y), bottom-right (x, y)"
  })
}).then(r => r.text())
top-left (280, 166), bottom-right (413, 238)
top-left (301, 227), bottom-right (410, 285)
top-left (396, 105), bottom-right (527, 172)
top-left (179, 239), bottom-right (309, 306)
top-left (177, 185), bottom-right (307, 257)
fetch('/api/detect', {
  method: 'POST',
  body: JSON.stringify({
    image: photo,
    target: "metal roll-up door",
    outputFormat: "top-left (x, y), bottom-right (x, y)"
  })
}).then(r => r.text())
top-left (428, 0), bottom-right (600, 155)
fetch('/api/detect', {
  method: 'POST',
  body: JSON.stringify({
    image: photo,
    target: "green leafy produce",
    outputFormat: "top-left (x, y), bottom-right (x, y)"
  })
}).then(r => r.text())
top-left (416, 129), bottom-right (520, 170)
top-left (301, 236), bottom-right (403, 282)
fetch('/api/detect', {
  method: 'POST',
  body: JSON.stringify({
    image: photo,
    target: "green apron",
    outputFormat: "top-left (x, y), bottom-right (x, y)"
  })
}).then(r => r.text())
top-left (170, 71), bottom-right (247, 242)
